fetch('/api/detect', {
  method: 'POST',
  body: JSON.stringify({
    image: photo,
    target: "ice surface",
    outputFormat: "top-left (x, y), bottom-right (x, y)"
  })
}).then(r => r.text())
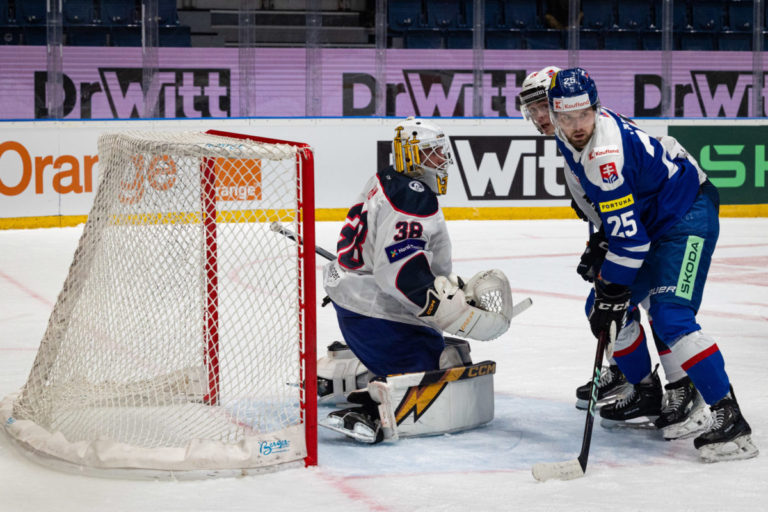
top-left (1, 219), bottom-right (766, 511)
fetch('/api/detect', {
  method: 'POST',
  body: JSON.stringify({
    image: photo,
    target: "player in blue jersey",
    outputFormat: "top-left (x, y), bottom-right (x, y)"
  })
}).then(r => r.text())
top-left (518, 67), bottom-right (707, 441)
top-left (545, 67), bottom-right (758, 462)
top-left (318, 117), bottom-right (516, 444)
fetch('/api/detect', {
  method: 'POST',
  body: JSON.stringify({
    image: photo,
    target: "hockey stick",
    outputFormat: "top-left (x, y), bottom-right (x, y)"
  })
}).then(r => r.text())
top-left (270, 221), bottom-right (336, 261)
top-left (272, 221), bottom-right (532, 318)
top-left (531, 327), bottom-right (612, 482)
top-left (510, 297), bottom-right (533, 319)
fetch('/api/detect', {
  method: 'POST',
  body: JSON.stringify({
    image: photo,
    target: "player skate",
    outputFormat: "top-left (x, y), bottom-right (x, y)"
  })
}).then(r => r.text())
top-left (599, 368), bottom-right (662, 429)
top-left (654, 376), bottom-right (710, 440)
top-left (575, 364), bottom-right (631, 410)
top-left (694, 387), bottom-right (759, 462)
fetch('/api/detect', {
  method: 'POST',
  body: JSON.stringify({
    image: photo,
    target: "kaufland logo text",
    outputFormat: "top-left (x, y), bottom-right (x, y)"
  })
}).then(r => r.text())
top-left (555, 94), bottom-right (591, 111)
top-left (588, 146), bottom-right (620, 160)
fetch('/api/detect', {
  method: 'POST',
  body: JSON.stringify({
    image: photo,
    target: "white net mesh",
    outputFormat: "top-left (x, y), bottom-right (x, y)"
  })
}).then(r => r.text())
top-left (1, 131), bottom-right (315, 477)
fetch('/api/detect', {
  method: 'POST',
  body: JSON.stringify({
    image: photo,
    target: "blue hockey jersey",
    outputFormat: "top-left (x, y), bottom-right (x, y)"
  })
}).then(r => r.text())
top-left (555, 108), bottom-right (707, 286)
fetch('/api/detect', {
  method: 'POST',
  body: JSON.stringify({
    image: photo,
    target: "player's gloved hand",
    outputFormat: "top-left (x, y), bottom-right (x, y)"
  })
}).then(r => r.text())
top-left (576, 227), bottom-right (609, 283)
top-left (570, 194), bottom-right (597, 223)
top-left (588, 278), bottom-right (631, 338)
top-left (570, 198), bottom-right (589, 222)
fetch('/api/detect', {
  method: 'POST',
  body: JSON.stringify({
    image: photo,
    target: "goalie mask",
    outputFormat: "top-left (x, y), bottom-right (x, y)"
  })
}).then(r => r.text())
top-left (392, 117), bottom-right (453, 195)
top-left (516, 66), bottom-right (560, 134)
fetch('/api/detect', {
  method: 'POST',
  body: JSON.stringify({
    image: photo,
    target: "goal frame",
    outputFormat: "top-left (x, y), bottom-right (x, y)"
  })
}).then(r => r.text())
top-left (204, 129), bottom-right (318, 468)
top-left (0, 129), bottom-right (319, 476)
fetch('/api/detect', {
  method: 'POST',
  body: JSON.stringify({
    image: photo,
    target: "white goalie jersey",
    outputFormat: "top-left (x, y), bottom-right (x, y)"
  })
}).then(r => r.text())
top-left (323, 167), bottom-right (452, 327)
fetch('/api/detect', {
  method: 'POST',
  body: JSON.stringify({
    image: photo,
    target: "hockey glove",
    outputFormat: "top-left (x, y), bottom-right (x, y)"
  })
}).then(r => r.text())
top-left (588, 278), bottom-right (631, 339)
top-left (570, 194), bottom-right (598, 223)
top-left (570, 198), bottom-right (589, 222)
top-left (576, 227), bottom-right (609, 283)
top-left (420, 275), bottom-right (510, 341)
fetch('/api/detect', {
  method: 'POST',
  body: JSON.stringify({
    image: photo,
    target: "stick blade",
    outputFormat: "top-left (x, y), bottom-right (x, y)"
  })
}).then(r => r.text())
top-left (531, 459), bottom-right (585, 482)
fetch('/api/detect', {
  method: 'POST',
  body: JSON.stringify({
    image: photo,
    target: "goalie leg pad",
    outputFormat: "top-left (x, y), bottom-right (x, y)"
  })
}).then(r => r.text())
top-left (317, 341), bottom-right (371, 405)
top-left (371, 361), bottom-right (496, 440)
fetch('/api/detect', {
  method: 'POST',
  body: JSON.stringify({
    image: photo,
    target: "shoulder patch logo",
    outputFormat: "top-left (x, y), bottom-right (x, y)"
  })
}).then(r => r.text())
top-left (599, 193), bottom-right (634, 212)
top-left (409, 181), bottom-right (425, 193)
top-left (599, 162), bottom-right (619, 184)
top-left (385, 238), bottom-right (426, 263)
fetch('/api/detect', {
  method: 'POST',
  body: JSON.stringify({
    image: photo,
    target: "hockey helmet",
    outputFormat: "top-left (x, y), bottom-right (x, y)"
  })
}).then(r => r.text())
top-left (547, 67), bottom-right (600, 113)
top-left (548, 68), bottom-right (600, 148)
top-left (392, 117), bottom-right (453, 195)
top-left (517, 66), bottom-right (561, 119)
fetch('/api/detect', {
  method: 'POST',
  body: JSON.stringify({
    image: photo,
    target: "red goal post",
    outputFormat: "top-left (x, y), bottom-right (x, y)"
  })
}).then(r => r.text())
top-left (204, 128), bottom-right (318, 466)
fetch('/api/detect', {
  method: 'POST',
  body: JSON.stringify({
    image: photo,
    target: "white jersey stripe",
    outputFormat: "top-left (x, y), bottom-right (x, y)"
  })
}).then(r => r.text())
top-left (622, 242), bottom-right (651, 252)
top-left (605, 251), bottom-right (644, 269)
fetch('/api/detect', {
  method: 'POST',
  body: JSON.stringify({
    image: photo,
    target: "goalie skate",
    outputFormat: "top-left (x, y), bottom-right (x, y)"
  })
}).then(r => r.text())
top-left (321, 406), bottom-right (383, 444)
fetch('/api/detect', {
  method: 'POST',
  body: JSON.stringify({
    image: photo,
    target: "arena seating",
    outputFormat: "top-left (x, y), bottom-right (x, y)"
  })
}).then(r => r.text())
top-left (390, 0), bottom-right (767, 52)
top-left (1, 0), bottom-right (189, 46)
top-left (0, 0), bottom-right (765, 51)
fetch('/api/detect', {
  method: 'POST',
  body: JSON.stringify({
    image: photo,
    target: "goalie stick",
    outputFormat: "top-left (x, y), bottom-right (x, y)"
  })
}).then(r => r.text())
top-left (270, 221), bottom-right (336, 261)
top-left (531, 327), bottom-right (612, 482)
top-left (271, 221), bottom-right (533, 320)
top-left (510, 297), bottom-right (533, 319)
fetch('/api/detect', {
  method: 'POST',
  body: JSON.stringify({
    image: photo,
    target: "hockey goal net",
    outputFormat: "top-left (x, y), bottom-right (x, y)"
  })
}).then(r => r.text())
top-left (0, 129), bottom-right (317, 478)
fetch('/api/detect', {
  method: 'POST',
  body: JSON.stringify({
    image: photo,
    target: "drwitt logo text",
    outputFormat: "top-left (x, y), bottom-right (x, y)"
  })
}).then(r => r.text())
top-left (35, 68), bottom-right (230, 119)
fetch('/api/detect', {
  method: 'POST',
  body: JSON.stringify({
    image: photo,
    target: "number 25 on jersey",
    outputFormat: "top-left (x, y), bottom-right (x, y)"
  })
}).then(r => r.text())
top-left (605, 210), bottom-right (637, 238)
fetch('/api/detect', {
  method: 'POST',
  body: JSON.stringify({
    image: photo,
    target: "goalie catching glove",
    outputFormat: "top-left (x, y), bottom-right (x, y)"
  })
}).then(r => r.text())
top-left (419, 269), bottom-right (513, 341)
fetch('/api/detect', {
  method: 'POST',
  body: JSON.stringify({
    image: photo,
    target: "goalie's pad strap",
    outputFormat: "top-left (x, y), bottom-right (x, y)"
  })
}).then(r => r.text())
top-left (370, 361), bottom-right (496, 440)
top-left (439, 337), bottom-right (472, 368)
top-left (317, 344), bottom-right (370, 404)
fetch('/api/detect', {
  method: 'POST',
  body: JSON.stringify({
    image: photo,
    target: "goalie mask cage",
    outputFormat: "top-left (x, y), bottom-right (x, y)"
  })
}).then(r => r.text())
top-left (0, 129), bottom-right (317, 479)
